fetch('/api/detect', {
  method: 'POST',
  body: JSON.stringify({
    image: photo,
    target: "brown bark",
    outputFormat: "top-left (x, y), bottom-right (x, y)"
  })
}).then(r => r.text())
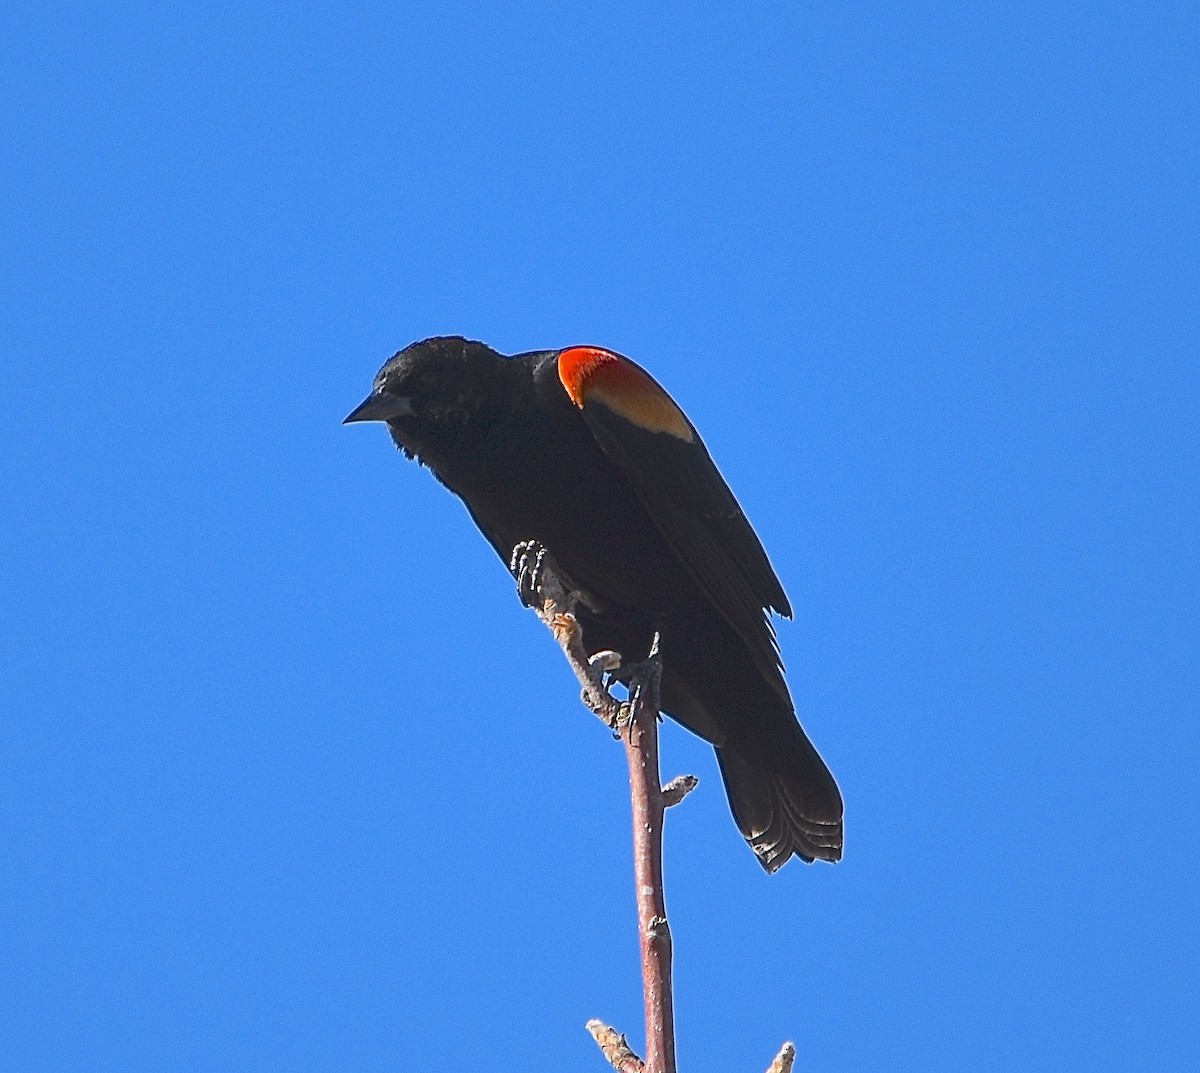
top-left (621, 635), bottom-right (676, 1073)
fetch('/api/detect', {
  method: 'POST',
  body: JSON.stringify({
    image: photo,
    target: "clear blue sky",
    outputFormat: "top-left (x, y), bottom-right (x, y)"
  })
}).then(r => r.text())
top-left (3, 4), bottom-right (1196, 1070)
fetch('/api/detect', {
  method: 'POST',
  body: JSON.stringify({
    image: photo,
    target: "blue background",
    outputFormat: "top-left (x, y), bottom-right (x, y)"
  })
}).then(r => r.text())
top-left (3, 4), bottom-right (1196, 1070)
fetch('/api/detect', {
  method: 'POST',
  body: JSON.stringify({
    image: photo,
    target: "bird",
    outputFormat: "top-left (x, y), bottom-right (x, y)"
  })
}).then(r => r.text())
top-left (344, 336), bottom-right (843, 871)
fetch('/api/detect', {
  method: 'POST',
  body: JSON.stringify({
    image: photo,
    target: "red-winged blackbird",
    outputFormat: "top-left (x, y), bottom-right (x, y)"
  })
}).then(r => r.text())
top-left (345, 336), bottom-right (842, 870)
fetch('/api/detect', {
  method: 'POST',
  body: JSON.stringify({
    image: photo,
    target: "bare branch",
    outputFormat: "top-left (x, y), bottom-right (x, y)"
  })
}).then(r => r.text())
top-left (515, 542), bottom-right (681, 1072)
top-left (522, 542), bottom-right (799, 1072)
top-left (620, 632), bottom-right (678, 1073)
top-left (518, 541), bottom-right (772, 1073)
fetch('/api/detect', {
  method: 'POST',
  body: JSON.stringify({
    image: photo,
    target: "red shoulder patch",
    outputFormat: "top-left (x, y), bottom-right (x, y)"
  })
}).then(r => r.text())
top-left (558, 347), bottom-right (694, 442)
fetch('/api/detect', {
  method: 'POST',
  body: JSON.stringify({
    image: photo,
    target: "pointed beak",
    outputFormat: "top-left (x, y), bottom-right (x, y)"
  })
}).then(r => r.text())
top-left (343, 392), bottom-right (415, 424)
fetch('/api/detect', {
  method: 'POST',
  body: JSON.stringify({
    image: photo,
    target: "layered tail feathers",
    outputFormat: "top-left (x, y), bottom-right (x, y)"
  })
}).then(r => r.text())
top-left (717, 747), bottom-right (844, 872)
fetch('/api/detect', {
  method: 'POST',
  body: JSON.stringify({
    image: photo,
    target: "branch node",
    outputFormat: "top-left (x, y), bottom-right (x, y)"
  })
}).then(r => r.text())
top-left (586, 1020), bottom-right (645, 1073)
top-left (661, 774), bottom-right (699, 807)
top-left (589, 649), bottom-right (624, 673)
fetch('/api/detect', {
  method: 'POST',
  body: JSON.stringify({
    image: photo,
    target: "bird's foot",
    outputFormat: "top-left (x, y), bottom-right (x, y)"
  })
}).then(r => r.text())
top-left (510, 539), bottom-right (549, 608)
top-left (622, 633), bottom-right (664, 733)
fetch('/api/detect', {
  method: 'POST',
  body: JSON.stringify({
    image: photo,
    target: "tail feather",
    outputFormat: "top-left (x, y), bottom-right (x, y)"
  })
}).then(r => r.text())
top-left (717, 747), bottom-right (844, 872)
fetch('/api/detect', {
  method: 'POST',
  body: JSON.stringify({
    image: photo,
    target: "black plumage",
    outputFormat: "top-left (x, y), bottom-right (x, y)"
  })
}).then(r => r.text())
top-left (345, 336), bottom-right (843, 871)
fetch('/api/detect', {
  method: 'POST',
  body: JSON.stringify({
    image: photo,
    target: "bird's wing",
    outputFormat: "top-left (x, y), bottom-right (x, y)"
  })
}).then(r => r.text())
top-left (558, 348), bottom-right (791, 687)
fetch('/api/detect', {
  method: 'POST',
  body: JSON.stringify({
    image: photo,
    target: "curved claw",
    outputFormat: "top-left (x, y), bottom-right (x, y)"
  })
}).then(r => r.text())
top-left (509, 539), bottom-right (547, 608)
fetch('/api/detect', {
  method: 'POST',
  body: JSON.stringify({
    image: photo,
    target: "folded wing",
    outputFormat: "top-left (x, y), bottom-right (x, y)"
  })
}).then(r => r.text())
top-left (557, 347), bottom-right (791, 694)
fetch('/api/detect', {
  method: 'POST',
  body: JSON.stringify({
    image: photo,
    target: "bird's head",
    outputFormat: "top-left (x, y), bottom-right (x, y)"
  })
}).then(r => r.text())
top-left (344, 336), bottom-right (505, 462)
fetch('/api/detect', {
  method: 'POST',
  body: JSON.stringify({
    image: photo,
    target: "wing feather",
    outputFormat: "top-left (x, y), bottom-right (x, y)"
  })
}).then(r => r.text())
top-left (564, 352), bottom-right (791, 690)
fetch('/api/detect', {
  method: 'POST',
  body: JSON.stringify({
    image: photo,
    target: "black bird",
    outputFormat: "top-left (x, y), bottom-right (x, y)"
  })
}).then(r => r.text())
top-left (345, 336), bottom-right (843, 871)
